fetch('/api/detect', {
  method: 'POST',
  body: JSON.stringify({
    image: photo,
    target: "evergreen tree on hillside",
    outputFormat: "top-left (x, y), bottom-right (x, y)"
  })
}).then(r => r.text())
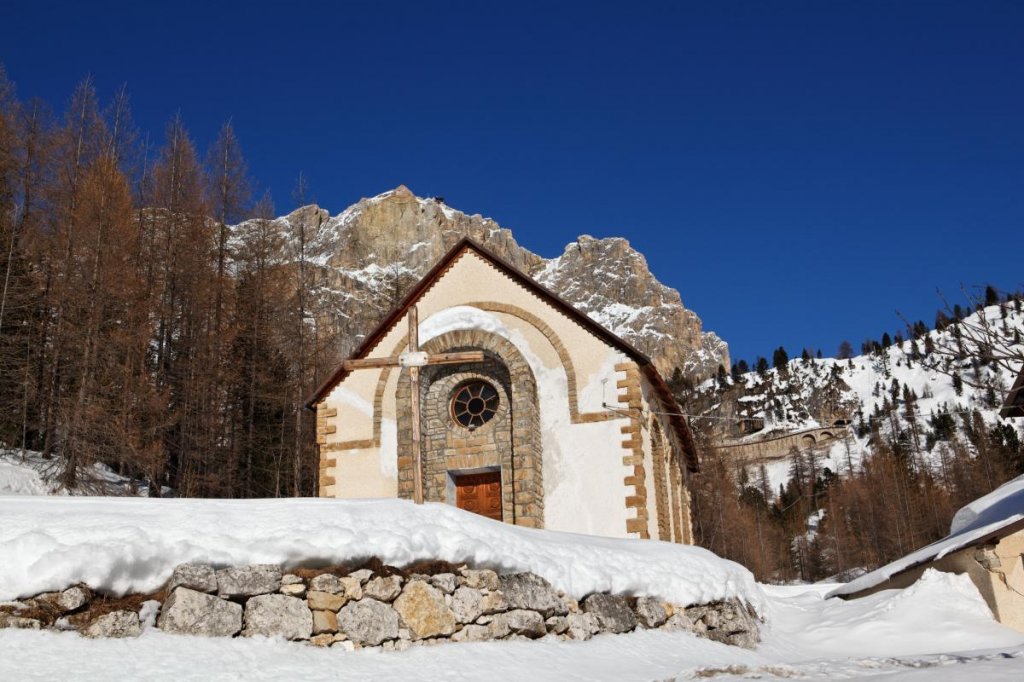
top-left (772, 346), bottom-right (789, 369)
top-left (837, 340), bottom-right (854, 359)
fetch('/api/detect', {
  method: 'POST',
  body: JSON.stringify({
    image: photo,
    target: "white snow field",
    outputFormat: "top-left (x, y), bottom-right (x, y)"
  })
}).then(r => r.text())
top-left (1, 496), bottom-right (1023, 680)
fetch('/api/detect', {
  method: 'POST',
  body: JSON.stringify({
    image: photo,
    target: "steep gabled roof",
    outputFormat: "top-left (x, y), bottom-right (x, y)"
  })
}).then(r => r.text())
top-left (306, 237), bottom-right (699, 471)
top-left (1000, 365), bottom-right (1024, 419)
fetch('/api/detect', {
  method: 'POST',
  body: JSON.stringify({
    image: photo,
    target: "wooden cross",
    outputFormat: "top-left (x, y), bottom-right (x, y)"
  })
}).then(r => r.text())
top-left (341, 305), bottom-right (485, 504)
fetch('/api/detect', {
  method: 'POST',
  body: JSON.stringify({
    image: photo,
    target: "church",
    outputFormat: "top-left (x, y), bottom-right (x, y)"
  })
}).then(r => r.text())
top-left (307, 238), bottom-right (698, 542)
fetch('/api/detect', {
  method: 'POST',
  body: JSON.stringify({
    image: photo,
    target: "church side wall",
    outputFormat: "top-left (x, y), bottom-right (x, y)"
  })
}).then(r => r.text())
top-left (633, 375), bottom-right (694, 544)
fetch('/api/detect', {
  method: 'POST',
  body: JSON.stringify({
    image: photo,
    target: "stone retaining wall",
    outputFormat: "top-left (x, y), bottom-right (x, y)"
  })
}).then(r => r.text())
top-left (0, 561), bottom-right (760, 650)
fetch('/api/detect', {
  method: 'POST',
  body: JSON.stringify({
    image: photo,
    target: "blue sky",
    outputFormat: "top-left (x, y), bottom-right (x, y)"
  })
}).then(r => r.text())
top-left (2, 1), bottom-right (1021, 365)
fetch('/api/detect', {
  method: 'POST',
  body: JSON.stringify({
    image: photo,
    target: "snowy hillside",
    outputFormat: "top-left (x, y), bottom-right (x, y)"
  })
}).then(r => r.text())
top-left (0, 450), bottom-right (167, 497)
top-left (695, 302), bottom-right (1024, 490)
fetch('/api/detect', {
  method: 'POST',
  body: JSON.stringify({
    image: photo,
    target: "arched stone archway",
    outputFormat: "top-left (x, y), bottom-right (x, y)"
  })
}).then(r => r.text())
top-left (395, 328), bottom-right (543, 527)
top-left (800, 434), bottom-right (817, 447)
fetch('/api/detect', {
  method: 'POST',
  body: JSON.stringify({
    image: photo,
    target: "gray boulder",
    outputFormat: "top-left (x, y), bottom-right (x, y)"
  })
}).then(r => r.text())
top-left (489, 609), bottom-right (546, 639)
top-left (308, 573), bottom-right (343, 594)
top-left (429, 573), bottom-right (459, 594)
top-left (348, 569), bottom-right (374, 584)
top-left (336, 599), bottom-right (400, 646)
top-left (0, 614), bottom-right (41, 630)
top-left (461, 568), bottom-right (499, 591)
top-left (582, 593), bottom-right (636, 634)
top-left (634, 596), bottom-right (669, 628)
top-left (498, 573), bottom-right (567, 617)
top-left (158, 587), bottom-right (242, 637)
top-left (663, 611), bottom-right (694, 631)
top-left (168, 564), bottom-right (217, 594)
top-left (83, 610), bottom-right (141, 638)
top-left (217, 565), bottom-right (281, 598)
top-left (565, 612), bottom-right (600, 641)
top-left (363, 575), bottom-right (403, 602)
top-left (451, 586), bottom-right (483, 623)
top-left (545, 615), bottom-right (569, 635)
top-left (57, 586), bottom-right (91, 613)
top-left (280, 583), bottom-right (306, 597)
top-left (243, 594), bottom-right (312, 640)
top-left (451, 623), bottom-right (492, 642)
top-left (686, 600), bottom-right (759, 649)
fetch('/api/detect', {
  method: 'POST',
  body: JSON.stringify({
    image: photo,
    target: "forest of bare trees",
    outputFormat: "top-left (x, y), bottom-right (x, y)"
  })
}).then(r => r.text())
top-left (0, 69), bottom-right (341, 497)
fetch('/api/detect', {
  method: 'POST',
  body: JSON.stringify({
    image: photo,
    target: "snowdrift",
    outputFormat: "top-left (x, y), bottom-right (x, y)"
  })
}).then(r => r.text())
top-left (0, 496), bottom-right (764, 610)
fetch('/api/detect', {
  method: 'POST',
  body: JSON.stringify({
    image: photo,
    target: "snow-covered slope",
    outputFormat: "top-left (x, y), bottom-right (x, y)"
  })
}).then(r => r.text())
top-left (0, 450), bottom-right (165, 497)
top-left (695, 302), bottom-right (1024, 490)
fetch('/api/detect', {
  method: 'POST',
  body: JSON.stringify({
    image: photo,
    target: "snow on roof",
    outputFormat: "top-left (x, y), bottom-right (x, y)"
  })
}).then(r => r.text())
top-left (0, 496), bottom-right (765, 611)
top-left (830, 474), bottom-right (1024, 598)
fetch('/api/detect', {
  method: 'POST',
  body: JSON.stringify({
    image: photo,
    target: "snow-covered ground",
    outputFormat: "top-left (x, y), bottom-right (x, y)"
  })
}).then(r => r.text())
top-left (2, 495), bottom-right (1023, 680)
top-left (1, 570), bottom-right (1021, 680)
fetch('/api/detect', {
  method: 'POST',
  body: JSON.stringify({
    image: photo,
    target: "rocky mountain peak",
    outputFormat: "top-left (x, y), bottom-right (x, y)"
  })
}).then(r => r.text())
top-left (251, 188), bottom-right (728, 381)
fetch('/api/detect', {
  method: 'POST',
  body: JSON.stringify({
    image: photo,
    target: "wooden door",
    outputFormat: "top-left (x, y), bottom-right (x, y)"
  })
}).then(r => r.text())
top-left (454, 471), bottom-right (502, 521)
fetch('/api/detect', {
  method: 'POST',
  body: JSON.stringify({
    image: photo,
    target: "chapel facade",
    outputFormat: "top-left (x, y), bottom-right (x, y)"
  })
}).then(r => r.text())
top-left (307, 238), bottom-right (698, 542)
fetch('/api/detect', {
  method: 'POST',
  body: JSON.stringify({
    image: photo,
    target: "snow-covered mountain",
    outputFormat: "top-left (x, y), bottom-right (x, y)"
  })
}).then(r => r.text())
top-left (691, 302), bottom-right (1024, 491)
top-left (234, 186), bottom-right (727, 381)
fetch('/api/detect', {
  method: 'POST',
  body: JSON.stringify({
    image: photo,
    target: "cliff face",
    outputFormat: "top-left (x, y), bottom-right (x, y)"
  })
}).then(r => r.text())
top-left (257, 185), bottom-right (728, 381)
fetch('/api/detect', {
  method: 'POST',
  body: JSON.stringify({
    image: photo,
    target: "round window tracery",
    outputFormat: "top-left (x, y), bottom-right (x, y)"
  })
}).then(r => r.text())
top-left (450, 380), bottom-right (499, 429)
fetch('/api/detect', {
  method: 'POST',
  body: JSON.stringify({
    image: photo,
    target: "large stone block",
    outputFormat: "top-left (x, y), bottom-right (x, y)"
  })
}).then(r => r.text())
top-left (488, 609), bottom-right (546, 639)
top-left (307, 591), bottom-right (347, 612)
top-left (83, 610), bottom-right (141, 638)
top-left (393, 580), bottom-right (457, 640)
top-left (168, 564), bottom-right (217, 594)
top-left (337, 599), bottom-right (400, 646)
top-left (451, 623), bottom-right (492, 642)
top-left (498, 573), bottom-right (567, 618)
top-left (461, 568), bottom-right (499, 591)
top-left (309, 573), bottom-right (343, 594)
top-left (363, 575), bottom-right (403, 602)
top-left (451, 586), bottom-right (482, 624)
top-left (0, 614), bottom-right (41, 630)
top-left (158, 587), bottom-right (242, 637)
top-left (217, 565), bottom-right (281, 598)
top-left (243, 594), bottom-right (312, 640)
top-left (312, 610), bottom-right (338, 635)
top-left (634, 596), bottom-right (669, 628)
top-left (582, 593), bottom-right (637, 634)
top-left (56, 586), bottom-right (91, 613)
